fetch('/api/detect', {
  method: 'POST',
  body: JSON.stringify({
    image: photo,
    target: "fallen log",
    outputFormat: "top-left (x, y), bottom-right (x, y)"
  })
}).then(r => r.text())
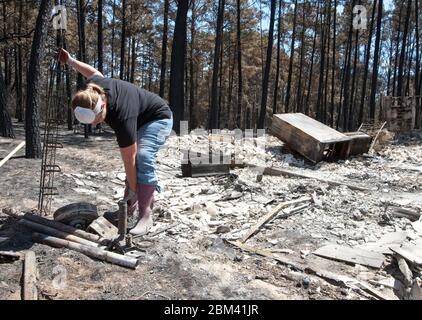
top-left (20, 219), bottom-right (101, 248)
top-left (241, 196), bottom-right (312, 243)
top-left (0, 141), bottom-right (25, 168)
top-left (23, 213), bottom-right (105, 244)
top-left (243, 164), bottom-right (371, 192)
top-left (22, 251), bottom-right (37, 300)
top-left (32, 232), bottom-right (138, 269)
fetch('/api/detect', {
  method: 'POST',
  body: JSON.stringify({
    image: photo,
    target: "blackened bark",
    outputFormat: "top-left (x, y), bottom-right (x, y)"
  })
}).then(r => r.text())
top-left (169, 0), bottom-right (189, 134)
top-left (397, 0), bottom-right (411, 97)
top-left (258, 0), bottom-right (276, 129)
top-left (0, 71), bottom-right (14, 138)
top-left (358, 0), bottom-right (376, 124)
top-left (25, 0), bottom-right (51, 157)
top-left (369, 0), bottom-right (383, 120)
top-left (97, 0), bottom-right (103, 74)
top-left (120, 0), bottom-right (127, 80)
top-left (236, 0), bottom-right (243, 128)
top-left (329, 0), bottom-right (337, 127)
top-left (273, 0), bottom-right (282, 115)
top-left (159, 0), bottom-right (169, 98)
top-left (284, 0), bottom-right (298, 113)
top-left (208, 0), bottom-right (226, 129)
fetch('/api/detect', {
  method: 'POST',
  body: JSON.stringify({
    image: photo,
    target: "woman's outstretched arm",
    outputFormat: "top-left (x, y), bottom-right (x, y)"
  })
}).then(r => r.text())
top-left (58, 48), bottom-right (103, 78)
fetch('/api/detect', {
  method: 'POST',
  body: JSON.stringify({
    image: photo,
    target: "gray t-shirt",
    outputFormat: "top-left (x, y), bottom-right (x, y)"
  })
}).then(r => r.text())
top-left (86, 75), bottom-right (172, 148)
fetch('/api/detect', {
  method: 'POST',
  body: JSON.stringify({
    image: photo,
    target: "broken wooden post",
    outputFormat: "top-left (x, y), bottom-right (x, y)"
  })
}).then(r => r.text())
top-left (23, 213), bottom-right (105, 244)
top-left (20, 219), bottom-right (102, 248)
top-left (22, 251), bottom-right (37, 300)
top-left (242, 164), bottom-right (371, 191)
top-left (241, 196), bottom-right (312, 243)
top-left (32, 232), bottom-right (138, 269)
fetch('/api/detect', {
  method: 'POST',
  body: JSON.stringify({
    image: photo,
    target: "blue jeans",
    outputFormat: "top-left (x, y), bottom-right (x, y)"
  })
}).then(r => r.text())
top-left (136, 116), bottom-right (173, 191)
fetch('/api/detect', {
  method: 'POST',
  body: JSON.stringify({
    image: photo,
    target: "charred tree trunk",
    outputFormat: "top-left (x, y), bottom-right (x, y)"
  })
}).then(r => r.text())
top-left (111, 0), bottom-right (116, 78)
top-left (0, 71), bottom-right (14, 138)
top-left (329, 0), bottom-right (337, 127)
top-left (284, 0), bottom-right (298, 113)
top-left (236, 0), bottom-right (243, 128)
top-left (397, 0), bottom-right (411, 97)
top-left (415, 0), bottom-right (420, 128)
top-left (208, 0), bottom-right (226, 129)
top-left (120, 0), bottom-right (127, 80)
top-left (358, 0), bottom-right (376, 125)
top-left (159, 0), bottom-right (169, 98)
top-left (258, 0), bottom-right (276, 129)
top-left (273, 0), bottom-right (283, 115)
top-left (304, 3), bottom-right (319, 116)
top-left (295, 2), bottom-right (306, 114)
top-left (169, 0), bottom-right (189, 134)
top-left (369, 0), bottom-right (383, 120)
top-left (25, 0), bottom-right (52, 157)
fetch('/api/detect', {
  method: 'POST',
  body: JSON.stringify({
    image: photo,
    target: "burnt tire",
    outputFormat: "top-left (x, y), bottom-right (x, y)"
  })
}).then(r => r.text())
top-left (53, 202), bottom-right (99, 230)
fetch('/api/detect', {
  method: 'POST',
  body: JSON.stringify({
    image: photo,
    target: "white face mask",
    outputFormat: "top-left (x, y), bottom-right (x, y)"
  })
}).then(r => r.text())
top-left (74, 97), bottom-right (103, 124)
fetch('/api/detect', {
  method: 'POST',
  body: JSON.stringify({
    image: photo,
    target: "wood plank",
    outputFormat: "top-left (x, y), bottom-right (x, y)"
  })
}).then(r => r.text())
top-left (225, 240), bottom-right (304, 272)
top-left (241, 196), bottom-right (312, 243)
top-left (87, 216), bottom-right (119, 240)
top-left (0, 141), bottom-right (25, 168)
top-left (356, 231), bottom-right (409, 254)
top-left (313, 244), bottom-right (386, 269)
top-left (390, 241), bottom-right (422, 266)
top-left (23, 251), bottom-right (37, 300)
top-left (241, 164), bottom-right (371, 191)
top-left (273, 113), bottom-right (351, 143)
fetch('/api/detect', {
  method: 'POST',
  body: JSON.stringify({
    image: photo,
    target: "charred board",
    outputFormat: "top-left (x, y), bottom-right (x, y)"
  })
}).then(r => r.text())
top-left (181, 150), bottom-right (230, 178)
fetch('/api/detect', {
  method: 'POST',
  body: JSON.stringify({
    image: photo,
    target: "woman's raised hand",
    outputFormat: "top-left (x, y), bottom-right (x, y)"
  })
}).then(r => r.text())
top-left (58, 48), bottom-right (70, 64)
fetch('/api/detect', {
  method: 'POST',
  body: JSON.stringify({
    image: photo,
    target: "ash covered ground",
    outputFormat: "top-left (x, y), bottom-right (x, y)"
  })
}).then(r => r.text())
top-left (1, 120), bottom-right (421, 300)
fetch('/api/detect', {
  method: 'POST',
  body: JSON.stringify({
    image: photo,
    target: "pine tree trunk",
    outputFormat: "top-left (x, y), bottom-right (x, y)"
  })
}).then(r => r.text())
top-left (304, 3), bottom-right (319, 116)
top-left (415, 0), bottom-right (420, 128)
top-left (329, 0), bottom-right (337, 127)
top-left (209, 0), bottom-right (226, 129)
top-left (295, 2), bottom-right (306, 114)
top-left (258, 0), bottom-right (276, 129)
top-left (236, 0), bottom-right (243, 128)
top-left (273, 0), bottom-right (283, 115)
top-left (189, 0), bottom-right (197, 130)
top-left (369, 0), bottom-right (383, 120)
top-left (111, 0), bottom-right (116, 78)
top-left (397, 0), bottom-right (411, 97)
top-left (120, 0), bottom-right (127, 80)
top-left (25, 0), bottom-right (52, 157)
top-left (316, 4), bottom-right (327, 122)
top-left (0, 71), bottom-right (14, 138)
top-left (159, 0), bottom-right (169, 98)
top-left (169, 0), bottom-right (189, 134)
top-left (284, 0), bottom-right (298, 113)
top-left (97, 0), bottom-right (103, 74)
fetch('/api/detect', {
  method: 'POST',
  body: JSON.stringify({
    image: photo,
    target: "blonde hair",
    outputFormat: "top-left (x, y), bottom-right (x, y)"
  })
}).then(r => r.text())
top-left (71, 83), bottom-right (105, 110)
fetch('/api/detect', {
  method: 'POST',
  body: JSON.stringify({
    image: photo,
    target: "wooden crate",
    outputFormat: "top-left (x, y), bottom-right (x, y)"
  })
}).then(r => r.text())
top-left (181, 150), bottom-right (231, 178)
top-left (271, 113), bottom-right (352, 163)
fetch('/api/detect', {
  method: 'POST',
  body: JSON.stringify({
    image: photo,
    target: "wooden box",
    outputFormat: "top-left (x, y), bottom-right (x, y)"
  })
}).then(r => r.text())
top-left (271, 113), bottom-right (352, 163)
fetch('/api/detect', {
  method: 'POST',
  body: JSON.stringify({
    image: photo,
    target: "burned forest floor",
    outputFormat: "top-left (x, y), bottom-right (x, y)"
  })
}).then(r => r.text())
top-left (1, 120), bottom-right (422, 300)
